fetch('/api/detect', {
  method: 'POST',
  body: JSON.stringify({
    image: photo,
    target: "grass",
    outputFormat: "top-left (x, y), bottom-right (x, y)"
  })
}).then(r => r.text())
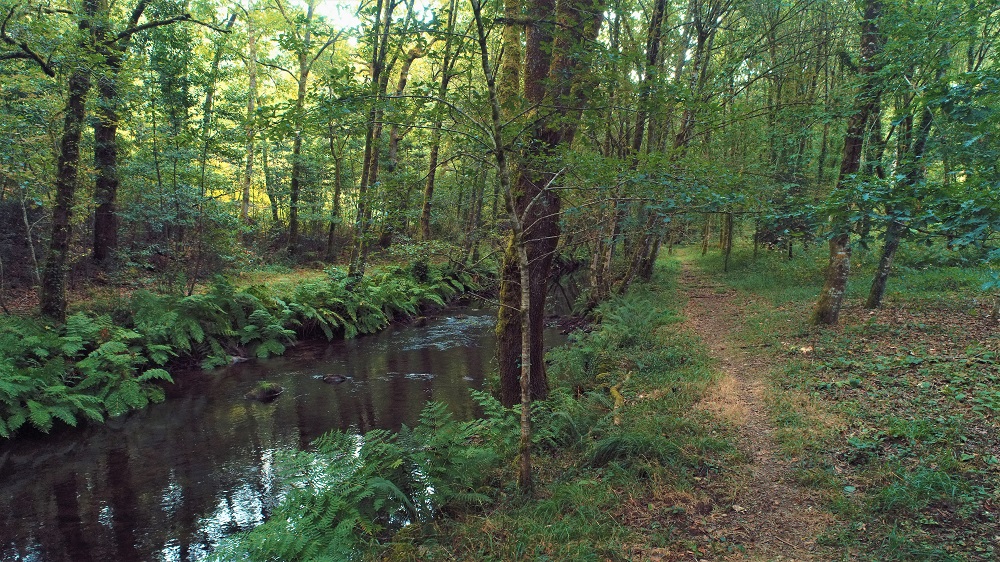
top-left (690, 241), bottom-right (1000, 561)
top-left (379, 258), bottom-right (741, 561)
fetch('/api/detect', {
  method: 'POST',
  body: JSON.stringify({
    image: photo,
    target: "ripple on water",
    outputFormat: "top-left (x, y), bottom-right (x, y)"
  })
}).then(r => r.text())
top-left (400, 314), bottom-right (495, 352)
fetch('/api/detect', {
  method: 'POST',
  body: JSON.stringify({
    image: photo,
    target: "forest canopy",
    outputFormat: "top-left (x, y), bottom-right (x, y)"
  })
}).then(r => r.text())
top-left (0, 0), bottom-right (998, 394)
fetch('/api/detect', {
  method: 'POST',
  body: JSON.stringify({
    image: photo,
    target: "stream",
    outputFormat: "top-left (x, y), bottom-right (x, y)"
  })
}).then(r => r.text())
top-left (0, 307), bottom-right (564, 561)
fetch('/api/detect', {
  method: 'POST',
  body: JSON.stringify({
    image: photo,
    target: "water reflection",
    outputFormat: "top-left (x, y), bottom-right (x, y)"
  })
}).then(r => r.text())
top-left (0, 308), bottom-right (560, 561)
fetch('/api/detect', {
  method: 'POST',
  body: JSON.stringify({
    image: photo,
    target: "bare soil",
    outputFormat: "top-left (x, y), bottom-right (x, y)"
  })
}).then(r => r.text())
top-left (680, 262), bottom-right (835, 561)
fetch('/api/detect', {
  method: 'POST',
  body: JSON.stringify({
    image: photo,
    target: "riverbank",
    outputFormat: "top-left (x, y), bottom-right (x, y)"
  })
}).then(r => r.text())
top-left (214, 257), bottom-right (748, 560)
top-left (0, 262), bottom-right (485, 439)
top-left (216, 245), bottom-right (999, 561)
top-left (1, 303), bottom-right (548, 561)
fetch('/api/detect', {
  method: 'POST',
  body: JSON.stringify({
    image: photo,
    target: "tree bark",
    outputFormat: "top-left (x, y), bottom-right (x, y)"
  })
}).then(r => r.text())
top-left (93, 0), bottom-right (175, 265)
top-left (866, 99), bottom-right (934, 308)
top-left (92, 63), bottom-right (120, 265)
top-left (812, 0), bottom-right (882, 325)
top-left (241, 16), bottom-right (258, 225)
top-left (419, 0), bottom-right (459, 240)
top-left (380, 45), bottom-right (425, 247)
top-left (325, 131), bottom-right (345, 259)
top-left (287, 2), bottom-right (315, 256)
top-left (495, 0), bottom-right (606, 406)
top-left (349, 0), bottom-right (399, 277)
top-left (41, 15), bottom-right (94, 320)
top-left (198, 13), bottom-right (238, 196)
top-left (630, 0), bottom-right (666, 159)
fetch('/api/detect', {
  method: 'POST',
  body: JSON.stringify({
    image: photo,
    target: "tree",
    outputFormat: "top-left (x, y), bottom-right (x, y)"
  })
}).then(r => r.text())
top-left (493, 0), bottom-right (607, 408)
top-left (418, 0), bottom-right (462, 240)
top-left (272, 0), bottom-right (339, 256)
top-left (813, 0), bottom-right (883, 325)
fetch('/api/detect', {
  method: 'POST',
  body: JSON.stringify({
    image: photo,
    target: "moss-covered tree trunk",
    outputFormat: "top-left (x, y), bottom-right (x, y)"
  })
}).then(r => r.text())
top-left (92, 64), bottom-right (120, 265)
top-left (495, 0), bottom-right (606, 407)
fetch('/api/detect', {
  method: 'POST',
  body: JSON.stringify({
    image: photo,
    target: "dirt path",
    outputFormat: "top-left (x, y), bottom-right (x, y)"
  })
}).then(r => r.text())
top-left (679, 262), bottom-right (833, 561)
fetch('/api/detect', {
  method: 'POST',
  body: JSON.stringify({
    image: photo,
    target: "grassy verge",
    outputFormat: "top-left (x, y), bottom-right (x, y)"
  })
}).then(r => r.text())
top-left (691, 243), bottom-right (1000, 561)
top-left (216, 258), bottom-right (742, 561)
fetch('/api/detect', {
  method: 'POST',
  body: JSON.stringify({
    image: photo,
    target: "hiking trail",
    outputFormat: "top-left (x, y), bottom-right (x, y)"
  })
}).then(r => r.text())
top-left (679, 261), bottom-right (833, 561)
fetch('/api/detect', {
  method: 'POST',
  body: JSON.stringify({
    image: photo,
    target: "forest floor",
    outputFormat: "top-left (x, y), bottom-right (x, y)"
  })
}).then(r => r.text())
top-left (680, 260), bottom-right (835, 561)
top-left (671, 248), bottom-right (1000, 562)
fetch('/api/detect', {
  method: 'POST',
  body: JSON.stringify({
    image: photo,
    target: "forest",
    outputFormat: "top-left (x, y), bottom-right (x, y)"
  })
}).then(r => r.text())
top-left (1, 0), bottom-right (998, 558)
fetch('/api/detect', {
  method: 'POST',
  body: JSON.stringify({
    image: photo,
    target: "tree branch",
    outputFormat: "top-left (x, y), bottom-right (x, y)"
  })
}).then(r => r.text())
top-left (127, 0), bottom-right (153, 30)
top-left (1, 5), bottom-right (55, 76)
top-left (309, 29), bottom-right (346, 66)
top-left (256, 58), bottom-right (298, 80)
top-left (116, 13), bottom-right (191, 41)
top-left (115, 13), bottom-right (231, 43)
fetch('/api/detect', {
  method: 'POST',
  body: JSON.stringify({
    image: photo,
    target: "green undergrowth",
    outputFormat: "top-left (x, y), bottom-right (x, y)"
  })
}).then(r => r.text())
top-left (692, 244), bottom-right (1000, 561)
top-left (214, 259), bottom-right (737, 561)
top-left (0, 262), bottom-right (483, 438)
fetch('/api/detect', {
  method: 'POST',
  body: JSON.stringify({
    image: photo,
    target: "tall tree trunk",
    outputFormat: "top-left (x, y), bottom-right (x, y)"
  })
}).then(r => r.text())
top-left (472, 0), bottom-right (534, 492)
top-left (380, 46), bottom-right (424, 247)
top-left (41, 13), bottom-right (94, 320)
top-left (350, 0), bottom-right (404, 277)
top-left (813, 0), bottom-right (883, 325)
top-left (326, 131), bottom-right (345, 259)
top-left (866, 99), bottom-right (934, 308)
top-left (262, 141), bottom-right (280, 223)
top-left (92, 0), bottom-right (166, 265)
top-left (241, 16), bottom-right (258, 224)
top-left (92, 62), bottom-right (120, 265)
top-left (630, 0), bottom-right (666, 159)
top-left (287, 4), bottom-right (314, 256)
top-left (495, 0), bottom-right (606, 407)
top-left (199, 13), bottom-right (238, 196)
top-left (419, 0), bottom-right (459, 240)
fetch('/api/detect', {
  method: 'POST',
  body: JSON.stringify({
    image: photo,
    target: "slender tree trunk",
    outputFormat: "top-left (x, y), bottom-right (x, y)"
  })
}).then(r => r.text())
top-left (199, 13), bottom-right (238, 196)
top-left (241, 18), bottom-right (258, 225)
top-left (701, 213), bottom-right (711, 255)
top-left (813, 0), bottom-right (883, 325)
top-left (350, 0), bottom-right (396, 277)
top-left (286, 0), bottom-right (325, 256)
top-left (866, 98), bottom-right (934, 308)
top-left (472, 0), bottom-right (534, 492)
top-left (326, 132), bottom-right (345, 259)
top-left (380, 46), bottom-right (424, 247)
top-left (630, 0), bottom-right (666, 159)
top-left (262, 142), bottom-right (280, 223)
top-left (723, 212), bottom-right (734, 272)
top-left (419, 0), bottom-right (459, 240)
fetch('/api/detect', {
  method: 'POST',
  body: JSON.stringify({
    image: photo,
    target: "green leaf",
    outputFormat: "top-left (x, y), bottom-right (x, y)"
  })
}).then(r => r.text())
top-left (27, 400), bottom-right (53, 433)
top-left (138, 368), bottom-right (174, 383)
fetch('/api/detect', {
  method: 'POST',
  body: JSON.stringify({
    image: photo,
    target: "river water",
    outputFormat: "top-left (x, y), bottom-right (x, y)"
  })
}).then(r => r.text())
top-left (0, 307), bottom-right (561, 561)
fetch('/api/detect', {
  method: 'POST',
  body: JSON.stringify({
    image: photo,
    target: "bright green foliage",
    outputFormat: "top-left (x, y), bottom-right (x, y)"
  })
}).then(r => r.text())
top-left (131, 277), bottom-right (297, 369)
top-left (0, 313), bottom-right (172, 437)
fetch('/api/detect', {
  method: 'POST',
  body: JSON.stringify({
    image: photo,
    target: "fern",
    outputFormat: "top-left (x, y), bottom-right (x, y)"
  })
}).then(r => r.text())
top-left (138, 368), bottom-right (173, 383)
top-left (27, 400), bottom-right (53, 432)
